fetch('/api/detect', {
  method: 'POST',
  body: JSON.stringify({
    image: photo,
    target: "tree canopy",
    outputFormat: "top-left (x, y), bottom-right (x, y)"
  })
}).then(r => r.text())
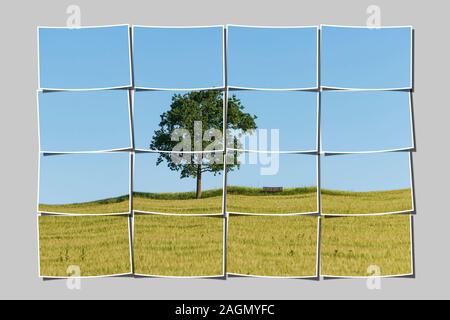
top-left (150, 90), bottom-right (257, 198)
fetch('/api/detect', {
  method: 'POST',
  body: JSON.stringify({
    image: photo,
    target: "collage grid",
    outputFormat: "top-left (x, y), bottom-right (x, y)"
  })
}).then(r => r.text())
top-left (37, 24), bottom-right (416, 279)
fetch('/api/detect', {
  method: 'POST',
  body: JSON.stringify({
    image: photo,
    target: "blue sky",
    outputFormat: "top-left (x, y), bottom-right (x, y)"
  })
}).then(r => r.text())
top-left (39, 25), bottom-right (131, 89)
top-left (321, 152), bottom-right (411, 192)
top-left (39, 91), bottom-right (131, 152)
top-left (133, 27), bottom-right (223, 89)
top-left (230, 91), bottom-right (317, 151)
top-left (229, 153), bottom-right (317, 189)
top-left (134, 153), bottom-right (223, 193)
top-left (135, 152), bottom-right (317, 193)
top-left (228, 26), bottom-right (317, 89)
top-left (321, 26), bottom-right (412, 89)
top-left (321, 91), bottom-right (413, 152)
top-left (38, 25), bottom-right (414, 196)
top-left (39, 153), bottom-right (130, 204)
top-left (135, 90), bottom-right (317, 152)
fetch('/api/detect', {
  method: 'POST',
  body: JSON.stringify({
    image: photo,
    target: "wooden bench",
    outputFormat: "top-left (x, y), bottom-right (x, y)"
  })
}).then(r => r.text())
top-left (262, 187), bottom-right (283, 193)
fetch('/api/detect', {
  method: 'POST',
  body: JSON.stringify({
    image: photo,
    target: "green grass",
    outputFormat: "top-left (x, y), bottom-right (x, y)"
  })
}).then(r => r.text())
top-left (134, 186), bottom-right (411, 215)
top-left (322, 188), bottom-right (412, 214)
top-left (228, 215), bottom-right (318, 277)
top-left (39, 188), bottom-right (412, 215)
top-left (133, 186), bottom-right (318, 214)
top-left (38, 216), bottom-right (131, 277)
top-left (321, 215), bottom-right (412, 277)
top-left (134, 191), bottom-right (223, 214)
top-left (134, 215), bottom-right (224, 277)
top-left (39, 195), bottom-right (129, 214)
top-left (227, 186), bottom-right (318, 214)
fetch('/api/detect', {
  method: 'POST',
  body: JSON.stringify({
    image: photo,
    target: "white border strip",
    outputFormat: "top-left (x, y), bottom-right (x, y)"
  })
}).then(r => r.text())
top-left (321, 209), bottom-right (414, 217)
top-left (228, 211), bottom-right (319, 217)
top-left (324, 148), bottom-right (415, 156)
top-left (135, 149), bottom-right (225, 155)
top-left (39, 211), bottom-right (131, 217)
top-left (128, 152), bottom-right (134, 213)
top-left (320, 24), bottom-right (413, 29)
top-left (133, 24), bottom-right (224, 29)
top-left (227, 273), bottom-right (318, 279)
top-left (135, 86), bottom-right (226, 91)
top-left (408, 92), bottom-right (416, 150)
top-left (134, 274), bottom-right (224, 279)
top-left (227, 24), bottom-right (319, 29)
top-left (321, 87), bottom-right (412, 92)
top-left (134, 211), bottom-right (223, 217)
top-left (226, 148), bottom-right (318, 154)
top-left (227, 86), bottom-right (319, 92)
top-left (40, 149), bottom-right (133, 155)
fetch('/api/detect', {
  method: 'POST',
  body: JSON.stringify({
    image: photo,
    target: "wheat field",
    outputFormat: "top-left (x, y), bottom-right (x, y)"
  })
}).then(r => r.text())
top-left (228, 215), bottom-right (319, 277)
top-left (38, 215), bottom-right (131, 277)
top-left (38, 188), bottom-right (413, 277)
top-left (320, 215), bottom-right (413, 277)
top-left (133, 214), bottom-right (224, 277)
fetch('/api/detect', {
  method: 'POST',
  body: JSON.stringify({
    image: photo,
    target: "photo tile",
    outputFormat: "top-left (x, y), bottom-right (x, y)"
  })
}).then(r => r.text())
top-left (320, 215), bottom-right (413, 277)
top-left (38, 25), bottom-right (131, 90)
top-left (38, 153), bottom-right (130, 215)
top-left (228, 215), bottom-right (319, 277)
top-left (38, 215), bottom-right (131, 278)
top-left (133, 214), bottom-right (224, 277)
top-left (321, 152), bottom-right (413, 215)
top-left (321, 25), bottom-right (412, 90)
top-left (134, 152), bottom-right (224, 215)
top-left (226, 152), bottom-right (318, 215)
top-left (227, 90), bottom-right (318, 152)
top-left (133, 26), bottom-right (224, 89)
top-left (38, 90), bottom-right (132, 153)
top-left (228, 26), bottom-right (318, 89)
top-left (321, 91), bottom-right (414, 153)
top-left (134, 90), bottom-right (224, 152)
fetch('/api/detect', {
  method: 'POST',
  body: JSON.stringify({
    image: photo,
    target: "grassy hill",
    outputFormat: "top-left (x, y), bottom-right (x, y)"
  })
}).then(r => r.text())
top-left (39, 195), bottom-right (129, 214)
top-left (38, 187), bottom-right (412, 215)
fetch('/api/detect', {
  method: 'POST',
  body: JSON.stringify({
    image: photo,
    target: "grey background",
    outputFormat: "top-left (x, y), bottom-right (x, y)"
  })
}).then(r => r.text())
top-left (0, 0), bottom-right (448, 299)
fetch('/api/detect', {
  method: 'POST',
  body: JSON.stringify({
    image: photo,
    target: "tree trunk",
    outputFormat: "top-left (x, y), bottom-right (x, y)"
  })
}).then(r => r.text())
top-left (196, 165), bottom-right (202, 199)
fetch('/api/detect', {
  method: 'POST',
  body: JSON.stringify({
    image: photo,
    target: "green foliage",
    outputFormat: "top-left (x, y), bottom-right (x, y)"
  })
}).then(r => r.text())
top-left (150, 90), bottom-right (257, 180)
top-left (134, 186), bottom-right (317, 200)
